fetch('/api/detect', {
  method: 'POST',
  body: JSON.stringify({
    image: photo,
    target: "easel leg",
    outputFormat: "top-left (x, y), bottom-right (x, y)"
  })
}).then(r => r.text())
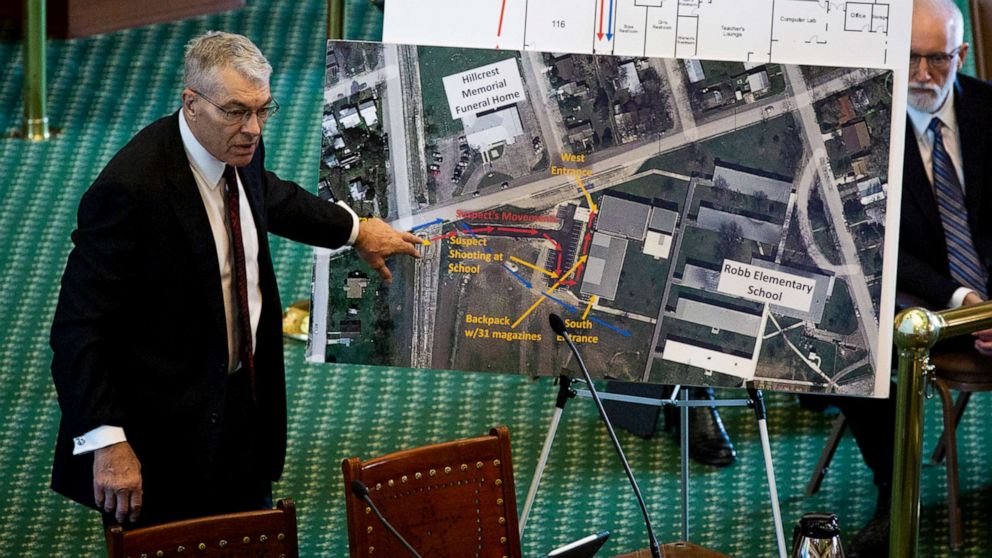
top-left (748, 383), bottom-right (788, 558)
top-left (519, 375), bottom-right (575, 537)
top-left (680, 386), bottom-right (690, 542)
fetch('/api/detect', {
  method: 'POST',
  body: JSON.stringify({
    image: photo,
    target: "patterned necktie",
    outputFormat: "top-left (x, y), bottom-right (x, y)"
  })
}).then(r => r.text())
top-left (223, 164), bottom-right (257, 400)
top-left (929, 118), bottom-right (988, 298)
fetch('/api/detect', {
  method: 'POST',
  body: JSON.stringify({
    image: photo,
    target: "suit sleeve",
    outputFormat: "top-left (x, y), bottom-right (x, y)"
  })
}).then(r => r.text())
top-left (254, 141), bottom-right (357, 249)
top-left (897, 246), bottom-right (961, 308)
top-left (50, 179), bottom-right (137, 437)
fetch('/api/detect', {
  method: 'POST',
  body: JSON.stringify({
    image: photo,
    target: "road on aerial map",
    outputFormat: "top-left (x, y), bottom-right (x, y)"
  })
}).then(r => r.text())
top-left (784, 64), bottom-right (879, 364)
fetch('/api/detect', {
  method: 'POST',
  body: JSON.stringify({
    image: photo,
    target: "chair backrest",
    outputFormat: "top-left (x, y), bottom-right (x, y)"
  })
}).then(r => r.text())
top-left (105, 499), bottom-right (298, 558)
top-left (342, 426), bottom-right (521, 558)
top-left (973, 0), bottom-right (992, 80)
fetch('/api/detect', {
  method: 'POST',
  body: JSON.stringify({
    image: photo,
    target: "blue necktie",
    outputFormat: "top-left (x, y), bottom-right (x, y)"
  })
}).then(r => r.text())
top-left (929, 117), bottom-right (988, 297)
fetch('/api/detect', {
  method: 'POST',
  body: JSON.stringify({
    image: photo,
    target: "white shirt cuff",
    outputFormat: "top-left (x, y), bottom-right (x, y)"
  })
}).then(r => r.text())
top-left (949, 287), bottom-right (975, 309)
top-left (335, 201), bottom-right (360, 246)
top-left (72, 425), bottom-right (127, 455)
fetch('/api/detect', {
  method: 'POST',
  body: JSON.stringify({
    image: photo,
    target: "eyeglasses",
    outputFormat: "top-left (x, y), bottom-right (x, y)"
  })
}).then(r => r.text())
top-left (909, 47), bottom-right (963, 71)
top-left (192, 90), bottom-right (280, 124)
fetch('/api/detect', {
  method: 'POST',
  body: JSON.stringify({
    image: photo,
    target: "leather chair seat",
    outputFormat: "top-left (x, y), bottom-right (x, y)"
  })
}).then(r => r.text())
top-left (929, 347), bottom-right (992, 548)
top-left (931, 350), bottom-right (992, 388)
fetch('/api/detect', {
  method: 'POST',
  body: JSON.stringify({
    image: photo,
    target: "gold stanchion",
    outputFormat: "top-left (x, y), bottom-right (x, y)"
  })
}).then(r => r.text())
top-left (327, 0), bottom-right (345, 40)
top-left (890, 301), bottom-right (992, 558)
top-left (22, 0), bottom-right (50, 141)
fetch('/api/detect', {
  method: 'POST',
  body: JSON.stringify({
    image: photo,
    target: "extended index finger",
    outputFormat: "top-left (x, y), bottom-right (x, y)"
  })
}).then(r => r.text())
top-left (401, 231), bottom-right (424, 245)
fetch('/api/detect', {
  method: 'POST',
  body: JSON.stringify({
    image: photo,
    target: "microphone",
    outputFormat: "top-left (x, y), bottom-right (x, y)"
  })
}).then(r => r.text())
top-left (350, 480), bottom-right (424, 558)
top-left (550, 314), bottom-right (663, 558)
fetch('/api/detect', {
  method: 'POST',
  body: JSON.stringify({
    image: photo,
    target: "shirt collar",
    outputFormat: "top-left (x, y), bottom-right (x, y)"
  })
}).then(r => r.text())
top-left (178, 110), bottom-right (226, 189)
top-left (907, 87), bottom-right (958, 139)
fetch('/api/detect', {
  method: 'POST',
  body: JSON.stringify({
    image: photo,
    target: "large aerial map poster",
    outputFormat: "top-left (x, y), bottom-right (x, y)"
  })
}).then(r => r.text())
top-left (309, 40), bottom-right (901, 397)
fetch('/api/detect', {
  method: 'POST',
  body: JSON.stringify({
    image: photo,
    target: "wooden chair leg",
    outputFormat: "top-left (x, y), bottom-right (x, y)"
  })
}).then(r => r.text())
top-left (935, 381), bottom-right (963, 549)
top-left (931, 391), bottom-right (972, 464)
top-left (805, 414), bottom-right (847, 497)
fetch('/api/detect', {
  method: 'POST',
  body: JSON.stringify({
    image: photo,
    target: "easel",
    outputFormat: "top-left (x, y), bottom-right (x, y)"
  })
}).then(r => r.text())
top-left (519, 376), bottom-right (788, 558)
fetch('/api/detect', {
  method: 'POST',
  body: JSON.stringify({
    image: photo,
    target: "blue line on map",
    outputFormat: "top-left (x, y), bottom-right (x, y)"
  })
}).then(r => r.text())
top-left (590, 316), bottom-right (631, 337)
top-left (411, 218), bottom-right (443, 233)
top-left (544, 293), bottom-right (579, 313)
top-left (502, 263), bottom-right (532, 289)
top-left (457, 221), bottom-right (494, 254)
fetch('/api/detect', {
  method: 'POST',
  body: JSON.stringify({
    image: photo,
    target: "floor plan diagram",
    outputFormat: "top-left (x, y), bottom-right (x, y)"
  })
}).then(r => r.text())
top-left (384, 0), bottom-right (905, 69)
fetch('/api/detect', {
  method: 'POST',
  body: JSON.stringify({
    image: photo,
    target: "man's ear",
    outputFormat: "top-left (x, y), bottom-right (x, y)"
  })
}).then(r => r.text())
top-left (181, 89), bottom-right (197, 119)
top-left (957, 42), bottom-right (970, 70)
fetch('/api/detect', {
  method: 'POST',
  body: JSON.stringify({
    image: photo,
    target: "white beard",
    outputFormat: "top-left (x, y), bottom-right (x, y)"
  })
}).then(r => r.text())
top-left (908, 80), bottom-right (953, 113)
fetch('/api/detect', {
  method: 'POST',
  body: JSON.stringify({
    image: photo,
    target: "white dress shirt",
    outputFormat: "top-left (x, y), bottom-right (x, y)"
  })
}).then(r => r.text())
top-left (906, 93), bottom-right (974, 309)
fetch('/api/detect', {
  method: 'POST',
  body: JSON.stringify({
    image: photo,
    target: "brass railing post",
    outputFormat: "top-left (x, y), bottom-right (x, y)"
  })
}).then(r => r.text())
top-left (890, 300), bottom-right (992, 557)
top-left (328, 0), bottom-right (345, 40)
top-left (22, 0), bottom-right (49, 141)
top-left (890, 307), bottom-right (939, 558)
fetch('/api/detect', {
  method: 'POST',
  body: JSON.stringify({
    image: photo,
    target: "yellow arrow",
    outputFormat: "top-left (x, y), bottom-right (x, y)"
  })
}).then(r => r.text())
top-left (512, 255), bottom-right (588, 328)
top-left (575, 176), bottom-right (598, 212)
top-left (510, 256), bottom-right (559, 278)
top-left (582, 295), bottom-right (598, 320)
top-left (513, 296), bottom-right (547, 330)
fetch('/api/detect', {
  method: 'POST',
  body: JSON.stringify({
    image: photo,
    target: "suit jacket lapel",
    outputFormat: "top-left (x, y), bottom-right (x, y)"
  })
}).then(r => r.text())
top-left (902, 116), bottom-right (942, 234)
top-left (956, 80), bottom-right (985, 223)
top-left (235, 164), bottom-right (266, 233)
top-left (162, 113), bottom-right (228, 340)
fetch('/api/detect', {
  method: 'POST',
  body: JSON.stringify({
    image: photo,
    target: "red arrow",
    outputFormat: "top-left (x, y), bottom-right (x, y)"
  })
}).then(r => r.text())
top-left (430, 231), bottom-right (456, 241)
top-left (497, 0), bottom-right (508, 37)
top-left (555, 252), bottom-right (563, 275)
top-left (542, 233), bottom-right (562, 251)
top-left (470, 226), bottom-right (495, 234)
top-left (597, 0), bottom-right (605, 40)
top-left (497, 227), bottom-right (538, 235)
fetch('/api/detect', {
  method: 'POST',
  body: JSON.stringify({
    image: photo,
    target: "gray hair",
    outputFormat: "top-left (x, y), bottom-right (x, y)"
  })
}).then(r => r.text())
top-left (915, 0), bottom-right (965, 44)
top-left (184, 31), bottom-right (272, 94)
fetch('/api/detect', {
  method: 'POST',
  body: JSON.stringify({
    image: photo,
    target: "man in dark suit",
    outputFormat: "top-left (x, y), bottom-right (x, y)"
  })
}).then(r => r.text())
top-left (49, 31), bottom-right (421, 527)
top-left (838, 0), bottom-right (992, 554)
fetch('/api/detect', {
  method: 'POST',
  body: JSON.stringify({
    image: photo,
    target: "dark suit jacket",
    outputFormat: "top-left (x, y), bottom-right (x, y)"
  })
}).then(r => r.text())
top-left (50, 112), bottom-right (354, 511)
top-left (898, 74), bottom-right (992, 307)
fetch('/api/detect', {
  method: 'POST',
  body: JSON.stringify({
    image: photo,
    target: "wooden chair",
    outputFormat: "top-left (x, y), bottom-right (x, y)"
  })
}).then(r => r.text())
top-left (105, 499), bottom-right (298, 558)
top-left (342, 426), bottom-right (521, 558)
top-left (927, 350), bottom-right (992, 549)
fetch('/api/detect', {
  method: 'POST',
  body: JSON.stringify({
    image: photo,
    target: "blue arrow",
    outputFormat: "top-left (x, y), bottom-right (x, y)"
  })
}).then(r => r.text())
top-left (545, 293), bottom-right (579, 313)
top-left (590, 316), bottom-right (631, 337)
top-left (606, 0), bottom-right (615, 41)
top-left (457, 221), bottom-right (493, 254)
top-left (502, 263), bottom-right (532, 289)
top-left (411, 218), bottom-right (443, 233)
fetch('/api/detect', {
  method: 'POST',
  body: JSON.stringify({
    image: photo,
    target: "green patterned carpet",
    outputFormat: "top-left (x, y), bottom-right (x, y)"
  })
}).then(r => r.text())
top-left (1, 1), bottom-right (991, 556)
